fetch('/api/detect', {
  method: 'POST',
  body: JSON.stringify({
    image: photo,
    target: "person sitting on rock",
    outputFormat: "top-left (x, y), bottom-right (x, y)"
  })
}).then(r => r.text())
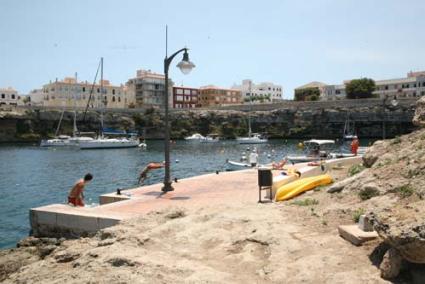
top-left (68, 173), bottom-right (93, 207)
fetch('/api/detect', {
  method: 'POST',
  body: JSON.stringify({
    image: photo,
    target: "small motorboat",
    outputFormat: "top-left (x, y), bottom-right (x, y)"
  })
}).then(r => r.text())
top-left (201, 134), bottom-right (220, 143)
top-left (226, 160), bottom-right (255, 171)
top-left (184, 133), bottom-right (206, 141)
top-left (236, 133), bottom-right (268, 144)
top-left (287, 139), bottom-right (335, 164)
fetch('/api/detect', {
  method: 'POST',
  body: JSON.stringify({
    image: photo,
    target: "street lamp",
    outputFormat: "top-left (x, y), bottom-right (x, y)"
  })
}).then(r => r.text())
top-left (162, 47), bottom-right (195, 192)
top-left (382, 95), bottom-right (398, 139)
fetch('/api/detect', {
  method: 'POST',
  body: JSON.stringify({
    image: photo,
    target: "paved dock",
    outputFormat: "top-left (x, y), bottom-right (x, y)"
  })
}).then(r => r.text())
top-left (30, 156), bottom-right (362, 237)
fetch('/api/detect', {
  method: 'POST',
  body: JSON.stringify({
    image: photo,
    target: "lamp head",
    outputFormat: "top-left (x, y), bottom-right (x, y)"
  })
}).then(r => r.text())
top-left (177, 49), bottom-right (195, 75)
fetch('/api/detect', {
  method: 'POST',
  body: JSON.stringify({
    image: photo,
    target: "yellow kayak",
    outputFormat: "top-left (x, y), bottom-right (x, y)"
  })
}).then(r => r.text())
top-left (275, 174), bottom-right (333, 202)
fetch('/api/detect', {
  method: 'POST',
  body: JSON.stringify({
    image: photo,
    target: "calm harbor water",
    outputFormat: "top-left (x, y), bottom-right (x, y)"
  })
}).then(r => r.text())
top-left (0, 139), bottom-right (360, 249)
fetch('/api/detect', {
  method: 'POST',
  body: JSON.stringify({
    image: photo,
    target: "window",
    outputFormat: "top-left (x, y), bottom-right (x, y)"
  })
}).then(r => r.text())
top-left (112, 89), bottom-right (115, 95)
top-left (82, 87), bottom-right (86, 92)
top-left (97, 88), bottom-right (100, 93)
top-left (112, 96), bottom-right (116, 102)
top-left (11, 94), bottom-right (15, 99)
top-left (118, 97), bottom-right (121, 102)
top-left (155, 84), bottom-right (159, 90)
top-left (176, 89), bottom-right (183, 94)
top-left (184, 89), bottom-right (191, 95)
top-left (1, 94), bottom-right (4, 99)
top-left (385, 86), bottom-right (388, 90)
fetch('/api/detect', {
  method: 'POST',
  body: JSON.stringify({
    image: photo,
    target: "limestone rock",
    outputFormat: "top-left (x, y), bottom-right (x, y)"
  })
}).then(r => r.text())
top-left (413, 96), bottom-right (425, 127)
top-left (368, 200), bottom-right (425, 264)
top-left (379, 248), bottom-right (403, 279)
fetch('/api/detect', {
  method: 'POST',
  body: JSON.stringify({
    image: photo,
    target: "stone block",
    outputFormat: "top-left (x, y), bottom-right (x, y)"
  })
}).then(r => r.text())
top-left (358, 215), bottom-right (374, 232)
top-left (76, 216), bottom-right (99, 232)
top-left (99, 194), bottom-right (130, 205)
top-left (32, 210), bottom-right (57, 226)
top-left (338, 224), bottom-right (378, 246)
top-left (56, 213), bottom-right (81, 229)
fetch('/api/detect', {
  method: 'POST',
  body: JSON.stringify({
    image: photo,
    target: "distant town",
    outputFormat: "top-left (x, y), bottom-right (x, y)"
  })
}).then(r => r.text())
top-left (1, 69), bottom-right (425, 109)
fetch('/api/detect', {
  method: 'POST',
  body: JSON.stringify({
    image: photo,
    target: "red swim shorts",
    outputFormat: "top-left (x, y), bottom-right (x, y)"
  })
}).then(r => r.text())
top-left (68, 197), bottom-right (84, 207)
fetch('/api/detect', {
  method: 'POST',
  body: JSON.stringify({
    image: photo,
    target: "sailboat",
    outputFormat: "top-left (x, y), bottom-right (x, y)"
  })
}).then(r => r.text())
top-left (343, 114), bottom-right (357, 141)
top-left (236, 81), bottom-right (268, 144)
top-left (40, 74), bottom-right (94, 147)
top-left (79, 58), bottom-right (139, 149)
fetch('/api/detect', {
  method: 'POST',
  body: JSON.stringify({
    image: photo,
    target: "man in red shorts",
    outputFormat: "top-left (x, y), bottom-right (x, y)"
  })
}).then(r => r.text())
top-left (68, 173), bottom-right (93, 207)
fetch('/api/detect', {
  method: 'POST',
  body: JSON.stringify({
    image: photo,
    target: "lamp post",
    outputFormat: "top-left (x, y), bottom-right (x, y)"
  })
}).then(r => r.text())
top-left (382, 95), bottom-right (398, 139)
top-left (162, 48), bottom-right (195, 192)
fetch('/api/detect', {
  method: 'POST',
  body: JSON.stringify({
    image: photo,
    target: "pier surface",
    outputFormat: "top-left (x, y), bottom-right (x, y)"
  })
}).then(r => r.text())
top-left (30, 156), bottom-right (362, 237)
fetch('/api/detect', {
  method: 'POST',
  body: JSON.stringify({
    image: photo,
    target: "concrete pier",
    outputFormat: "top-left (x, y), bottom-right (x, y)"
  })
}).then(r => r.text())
top-left (30, 156), bottom-right (363, 238)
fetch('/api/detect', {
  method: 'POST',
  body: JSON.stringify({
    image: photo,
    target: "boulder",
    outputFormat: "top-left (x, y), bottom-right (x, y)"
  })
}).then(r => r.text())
top-left (379, 247), bottom-right (403, 279)
top-left (368, 200), bottom-right (425, 264)
top-left (413, 96), bottom-right (425, 127)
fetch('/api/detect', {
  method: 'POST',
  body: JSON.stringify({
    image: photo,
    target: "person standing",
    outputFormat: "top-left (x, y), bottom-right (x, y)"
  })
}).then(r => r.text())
top-left (249, 149), bottom-right (259, 167)
top-left (68, 173), bottom-right (93, 207)
top-left (351, 137), bottom-right (359, 156)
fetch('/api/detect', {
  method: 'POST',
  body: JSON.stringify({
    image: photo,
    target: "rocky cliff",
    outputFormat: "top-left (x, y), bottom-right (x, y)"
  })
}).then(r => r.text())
top-left (0, 98), bottom-right (417, 142)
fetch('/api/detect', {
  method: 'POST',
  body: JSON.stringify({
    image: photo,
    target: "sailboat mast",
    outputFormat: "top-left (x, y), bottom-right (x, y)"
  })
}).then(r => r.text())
top-left (100, 57), bottom-right (104, 138)
top-left (73, 72), bottom-right (78, 137)
top-left (248, 80), bottom-right (252, 137)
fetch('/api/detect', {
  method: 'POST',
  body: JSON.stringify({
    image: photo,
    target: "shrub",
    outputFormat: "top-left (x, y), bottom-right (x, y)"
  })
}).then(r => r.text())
top-left (352, 208), bottom-right (365, 222)
top-left (348, 164), bottom-right (365, 176)
top-left (395, 185), bottom-right (415, 198)
top-left (291, 198), bottom-right (319, 206)
top-left (358, 187), bottom-right (380, 200)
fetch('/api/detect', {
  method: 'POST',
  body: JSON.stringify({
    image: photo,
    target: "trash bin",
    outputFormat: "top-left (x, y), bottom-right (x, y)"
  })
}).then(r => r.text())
top-left (258, 168), bottom-right (272, 187)
top-left (258, 168), bottom-right (273, 202)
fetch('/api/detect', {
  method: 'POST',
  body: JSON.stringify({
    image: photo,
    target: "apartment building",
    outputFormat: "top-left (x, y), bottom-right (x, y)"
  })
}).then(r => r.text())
top-left (198, 85), bottom-right (242, 107)
top-left (295, 71), bottom-right (425, 101)
top-left (173, 86), bottom-right (199, 108)
top-left (126, 69), bottom-right (173, 109)
top-left (36, 77), bottom-right (129, 108)
top-left (232, 79), bottom-right (283, 102)
top-left (0, 87), bottom-right (22, 106)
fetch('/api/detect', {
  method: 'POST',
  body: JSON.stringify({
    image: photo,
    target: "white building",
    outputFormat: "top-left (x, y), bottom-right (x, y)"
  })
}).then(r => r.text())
top-left (232, 79), bottom-right (283, 103)
top-left (29, 89), bottom-right (45, 106)
top-left (32, 77), bottom-right (130, 109)
top-left (319, 71), bottom-right (425, 101)
top-left (0, 87), bottom-right (22, 106)
top-left (126, 69), bottom-right (173, 109)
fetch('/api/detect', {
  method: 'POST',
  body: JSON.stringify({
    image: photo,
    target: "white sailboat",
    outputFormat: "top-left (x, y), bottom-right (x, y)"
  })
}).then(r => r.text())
top-left (40, 75), bottom-right (94, 148)
top-left (79, 58), bottom-right (139, 150)
top-left (343, 115), bottom-right (357, 141)
top-left (236, 81), bottom-right (268, 144)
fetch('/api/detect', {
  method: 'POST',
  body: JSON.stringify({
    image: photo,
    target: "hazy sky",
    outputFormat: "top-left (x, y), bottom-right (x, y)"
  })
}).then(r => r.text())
top-left (1, 0), bottom-right (424, 98)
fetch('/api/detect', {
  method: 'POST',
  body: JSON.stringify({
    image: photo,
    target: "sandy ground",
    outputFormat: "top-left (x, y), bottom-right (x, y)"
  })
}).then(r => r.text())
top-left (2, 166), bottom-right (394, 284)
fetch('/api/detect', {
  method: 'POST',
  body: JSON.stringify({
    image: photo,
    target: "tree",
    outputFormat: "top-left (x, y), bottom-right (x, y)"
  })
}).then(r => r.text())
top-left (346, 78), bottom-right (376, 99)
top-left (294, 87), bottom-right (320, 101)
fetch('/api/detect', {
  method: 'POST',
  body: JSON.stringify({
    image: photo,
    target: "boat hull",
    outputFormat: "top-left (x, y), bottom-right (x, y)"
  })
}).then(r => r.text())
top-left (79, 139), bottom-right (139, 149)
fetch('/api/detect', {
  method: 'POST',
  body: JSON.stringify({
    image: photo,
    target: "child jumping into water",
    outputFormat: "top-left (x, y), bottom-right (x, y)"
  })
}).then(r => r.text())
top-left (138, 162), bottom-right (164, 184)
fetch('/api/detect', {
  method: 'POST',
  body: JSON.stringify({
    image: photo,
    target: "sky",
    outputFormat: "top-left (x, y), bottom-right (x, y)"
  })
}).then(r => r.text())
top-left (1, 0), bottom-right (425, 99)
